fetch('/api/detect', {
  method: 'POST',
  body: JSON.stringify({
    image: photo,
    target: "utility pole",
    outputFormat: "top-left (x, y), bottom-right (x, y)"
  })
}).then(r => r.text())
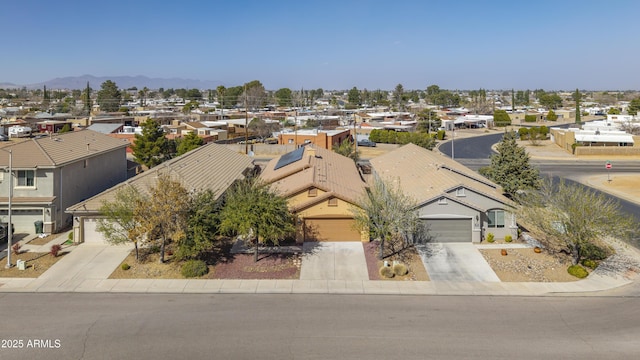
top-left (451, 129), bottom-right (455, 160)
top-left (244, 85), bottom-right (248, 155)
top-left (5, 150), bottom-right (13, 268)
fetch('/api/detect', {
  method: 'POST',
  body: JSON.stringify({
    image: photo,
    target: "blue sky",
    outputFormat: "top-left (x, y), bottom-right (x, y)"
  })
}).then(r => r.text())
top-left (2, 0), bottom-right (639, 90)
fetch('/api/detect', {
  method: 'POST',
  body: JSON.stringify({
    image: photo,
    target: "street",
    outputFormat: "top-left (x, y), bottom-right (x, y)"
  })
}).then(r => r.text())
top-left (0, 293), bottom-right (638, 359)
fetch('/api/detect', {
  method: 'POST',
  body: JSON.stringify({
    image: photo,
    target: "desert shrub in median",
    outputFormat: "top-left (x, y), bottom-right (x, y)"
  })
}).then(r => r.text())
top-left (121, 263), bottom-right (131, 271)
top-left (393, 263), bottom-right (408, 276)
top-left (581, 243), bottom-right (610, 261)
top-left (379, 266), bottom-right (395, 279)
top-left (181, 260), bottom-right (209, 278)
top-left (567, 265), bottom-right (588, 279)
top-left (581, 259), bottom-right (598, 270)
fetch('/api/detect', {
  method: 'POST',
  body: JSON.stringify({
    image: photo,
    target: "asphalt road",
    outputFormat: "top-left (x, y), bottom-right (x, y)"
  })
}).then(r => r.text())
top-left (0, 293), bottom-right (638, 360)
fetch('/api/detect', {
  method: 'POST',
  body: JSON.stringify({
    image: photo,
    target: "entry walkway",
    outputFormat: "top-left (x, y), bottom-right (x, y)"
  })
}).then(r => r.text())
top-left (299, 242), bottom-right (369, 281)
top-left (418, 243), bottom-right (501, 282)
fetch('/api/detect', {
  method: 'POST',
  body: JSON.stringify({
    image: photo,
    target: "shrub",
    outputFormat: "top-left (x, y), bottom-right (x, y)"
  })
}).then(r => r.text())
top-left (12, 243), bottom-right (21, 255)
top-left (524, 114), bottom-right (537, 123)
top-left (581, 243), bottom-right (610, 261)
top-left (504, 235), bottom-right (513, 243)
top-left (379, 266), bottom-right (395, 279)
top-left (181, 260), bottom-right (209, 278)
top-left (436, 130), bottom-right (446, 140)
top-left (393, 263), bottom-right (408, 276)
top-left (486, 233), bottom-right (495, 243)
top-left (50, 244), bottom-right (62, 257)
top-left (581, 259), bottom-right (598, 270)
top-left (518, 128), bottom-right (529, 140)
top-left (121, 263), bottom-right (131, 271)
top-left (67, 232), bottom-right (74, 241)
top-left (567, 265), bottom-right (589, 279)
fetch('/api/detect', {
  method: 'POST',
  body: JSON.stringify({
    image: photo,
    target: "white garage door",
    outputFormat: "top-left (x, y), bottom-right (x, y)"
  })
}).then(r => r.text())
top-left (82, 218), bottom-right (109, 244)
top-left (1, 209), bottom-right (43, 234)
top-left (424, 219), bottom-right (472, 243)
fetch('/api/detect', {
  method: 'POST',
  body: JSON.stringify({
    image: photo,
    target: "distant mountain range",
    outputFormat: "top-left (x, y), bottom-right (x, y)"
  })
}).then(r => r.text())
top-left (2, 75), bottom-right (223, 90)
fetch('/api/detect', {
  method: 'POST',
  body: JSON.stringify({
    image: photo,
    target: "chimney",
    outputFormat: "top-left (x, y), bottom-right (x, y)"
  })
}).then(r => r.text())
top-left (306, 146), bottom-right (316, 158)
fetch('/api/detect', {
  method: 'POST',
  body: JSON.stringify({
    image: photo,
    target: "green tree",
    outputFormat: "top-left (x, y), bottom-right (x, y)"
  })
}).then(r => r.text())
top-left (58, 123), bottom-right (72, 133)
top-left (546, 109), bottom-right (558, 121)
top-left (347, 87), bottom-right (361, 106)
top-left (131, 119), bottom-right (170, 168)
top-left (243, 80), bottom-right (266, 110)
top-left (135, 174), bottom-right (191, 263)
top-left (249, 117), bottom-right (279, 139)
top-left (393, 84), bottom-right (405, 110)
top-left (176, 190), bottom-right (220, 260)
top-left (573, 88), bottom-right (581, 124)
top-left (627, 98), bottom-right (640, 115)
top-left (416, 109), bottom-right (440, 133)
top-left (493, 109), bottom-right (511, 126)
top-left (607, 107), bottom-right (621, 115)
top-left (275, 88), bottom-right (293, 106)
top-left (176, 132), bottom-right (204, 156)
top-left (42, 85), bottom-right (50, 111)
top-left (538, 93), bottom-right (563, 109)
top-left (97, 186), bottom-right (147, 261)
top-left (333, 139), bottom-right (359, 162)
top-left (352, 177), bottom-right (424, 260)
top-left (219, 178), bottom-right (294, 262)
top-left (96, 80), bottom-right (122, 112)
top-left (516, 178), bottom-right (638, 264)
top-left (480, 131), bottom-right (540, 197)
top-left (216, 85), bottom-right (226, 109)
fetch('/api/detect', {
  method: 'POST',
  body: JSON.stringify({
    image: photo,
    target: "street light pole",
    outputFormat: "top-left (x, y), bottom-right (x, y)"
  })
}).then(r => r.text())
top-left (6, 149), bottom-right (13, 269)
top-left (451, 128), bottom-right (455, 160)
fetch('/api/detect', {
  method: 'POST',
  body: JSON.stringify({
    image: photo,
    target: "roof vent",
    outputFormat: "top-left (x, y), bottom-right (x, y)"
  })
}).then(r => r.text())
top-left (87, 143), bottom-right (90, 152)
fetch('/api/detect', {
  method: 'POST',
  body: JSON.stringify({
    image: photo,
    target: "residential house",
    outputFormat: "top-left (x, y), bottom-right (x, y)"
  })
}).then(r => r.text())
top-left (260, 145), bottom-right (368, 242)
top-left (278, 129), bottom-right (351, 150)
top-left (66, 142), bottom-right (255, 244)
top-left (0, 130), bottom-right (129, 235)
top-left (370, 143), bottom-right (517, 243)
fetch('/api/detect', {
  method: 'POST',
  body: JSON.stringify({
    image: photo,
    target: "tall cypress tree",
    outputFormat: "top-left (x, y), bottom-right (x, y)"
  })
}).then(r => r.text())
top-left (574, 88), bottom-right (581, 124)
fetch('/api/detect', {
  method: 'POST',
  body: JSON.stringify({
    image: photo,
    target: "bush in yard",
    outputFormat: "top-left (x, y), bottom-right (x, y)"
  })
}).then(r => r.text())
top-left (12, 243), bottom-right (21, 255)
top-left (486, 233), bottom-right (495, 243)
top-left (393, 263), bottom-right (408, 276)
top-left (181, 260), bottom-right (209, 278)
top-left (121, 263), bottom-right (131, 271)
top-left (379, 266), bottom-right (395, 279)
top-left (567, 265), bottom-right (589, 279)
top-left (504, 235), bottom-right (513, 243)
top-left (581, 243), bottom-right (610, 261)
top-left (68, 232), bottom-right (74, 241)
top-left (581, 259), bottom-right (598, 270)
top-left (50, 244), bottom-right (62, 257)
top-left (518, 128), bottom-right (529, 140)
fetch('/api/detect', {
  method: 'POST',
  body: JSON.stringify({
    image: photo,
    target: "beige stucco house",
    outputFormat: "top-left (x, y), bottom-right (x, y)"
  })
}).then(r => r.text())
top-left (260, 145), bottom-right (368, 242)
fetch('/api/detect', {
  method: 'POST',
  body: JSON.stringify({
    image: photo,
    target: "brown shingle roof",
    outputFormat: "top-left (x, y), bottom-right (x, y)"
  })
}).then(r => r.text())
top-left (260, 145), bottom-right (367, 205)
top-left (370, 143), bottom-right (511, 207)
top-left (67, 142), bottom-right (254, 214)
top-left (0, 130), bottom-right (129, 168)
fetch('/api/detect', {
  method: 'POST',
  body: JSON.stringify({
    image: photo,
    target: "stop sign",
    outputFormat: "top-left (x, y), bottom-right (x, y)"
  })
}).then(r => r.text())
top-left (606, 161), bottom-right (612, 169)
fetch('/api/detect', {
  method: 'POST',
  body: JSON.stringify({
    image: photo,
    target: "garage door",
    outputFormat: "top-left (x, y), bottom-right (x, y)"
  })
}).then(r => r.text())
top-left (1, 209), bottom-right (43, 234)
top-left (424, 218), bottom-right (472, 243)
top-left (82, 218), bottom-right (109, 244)
top-left (304, 218), bottom-right (361, 242)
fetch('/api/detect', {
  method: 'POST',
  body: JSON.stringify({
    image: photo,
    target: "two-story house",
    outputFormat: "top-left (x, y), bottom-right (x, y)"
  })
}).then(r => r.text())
top-left (0, 130), bottom-right (129, 235)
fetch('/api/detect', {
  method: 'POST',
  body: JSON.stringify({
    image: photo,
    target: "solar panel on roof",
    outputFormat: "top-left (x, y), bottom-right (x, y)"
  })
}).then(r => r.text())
top-left (274, 147), bottom-right (305, 170)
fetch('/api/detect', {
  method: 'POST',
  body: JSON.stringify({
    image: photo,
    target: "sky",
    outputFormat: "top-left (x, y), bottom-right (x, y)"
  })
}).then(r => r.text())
top-left (2, 0), bottom-right (640, 90)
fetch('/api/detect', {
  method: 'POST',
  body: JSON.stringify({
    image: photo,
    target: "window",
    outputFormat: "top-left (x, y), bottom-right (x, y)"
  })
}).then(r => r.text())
top-left (456, 188), bottom-right (465, 197)
top-left (308, 188), bottom-right (317, 197)
top-left (17, 170), bottom-right (35, 187)
top-left (328, 198), bottom-right (338, 207)
top-left (288, 139), bottom-right (294, 144)
top-left (487, 210), bottom-right (505, 228)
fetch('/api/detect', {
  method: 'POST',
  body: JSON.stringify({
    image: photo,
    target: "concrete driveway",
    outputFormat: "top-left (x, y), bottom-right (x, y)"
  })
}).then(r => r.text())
top-left (417, 243), bottom-right (500, 282)
top-left (299, 242), bottom-right (369, 281)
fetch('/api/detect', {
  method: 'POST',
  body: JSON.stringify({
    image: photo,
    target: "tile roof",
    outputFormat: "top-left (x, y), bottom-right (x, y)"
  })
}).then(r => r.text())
top-left (260, 145), bottom-right (367, 206)
top-left (0, 130), bottom-right (130, 168)
top-left (67, 143), bottom-right (254, 214)
top-left (369, 143), bottom-right (511, 208)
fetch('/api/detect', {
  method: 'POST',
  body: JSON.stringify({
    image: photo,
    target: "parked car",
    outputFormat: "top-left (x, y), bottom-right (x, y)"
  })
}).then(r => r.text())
top-left (0, 223), bottom-right (15, 242)
top-left (357, 139), bottom-right (377, 147)
top-left (0, 134), bottom-right (8, 141)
